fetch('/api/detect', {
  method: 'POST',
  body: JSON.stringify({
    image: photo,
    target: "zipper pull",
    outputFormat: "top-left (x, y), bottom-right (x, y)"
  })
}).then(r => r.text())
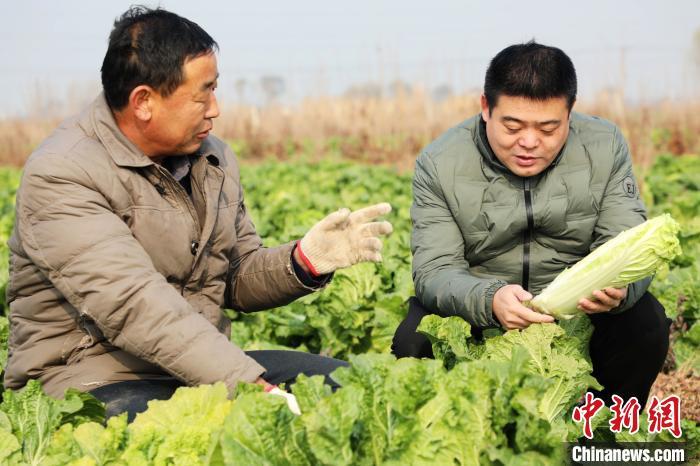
top-left (155, 183), bottom-right (166, 196)
top-left (191, 241), bottom-right (199, 255)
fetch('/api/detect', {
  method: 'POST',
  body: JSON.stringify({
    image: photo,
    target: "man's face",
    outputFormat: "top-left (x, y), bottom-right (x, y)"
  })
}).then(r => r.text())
top-left (481, 94), bottom-right (571, 177)
top-left (147, 52), bottom-right (220, 156)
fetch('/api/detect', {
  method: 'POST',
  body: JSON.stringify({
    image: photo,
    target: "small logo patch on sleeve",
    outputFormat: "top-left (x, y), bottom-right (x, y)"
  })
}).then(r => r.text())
top-left (622, 176), bottom-right (637, 198)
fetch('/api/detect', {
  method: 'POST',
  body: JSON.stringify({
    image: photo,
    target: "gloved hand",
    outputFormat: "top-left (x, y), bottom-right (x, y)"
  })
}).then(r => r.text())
top-left (297, 202), bottom-right (393, 275)
top-left (266, 386), bottom-right (301, 415)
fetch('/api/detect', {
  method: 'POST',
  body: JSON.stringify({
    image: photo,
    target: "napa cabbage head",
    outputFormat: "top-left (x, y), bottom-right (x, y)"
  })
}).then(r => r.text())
top-left (529, 214), bottom-right (681, 319)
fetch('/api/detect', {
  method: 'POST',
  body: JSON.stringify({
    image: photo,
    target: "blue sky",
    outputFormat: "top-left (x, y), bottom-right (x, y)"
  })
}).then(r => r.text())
top-left (2, 0), bottom-right (698, 116)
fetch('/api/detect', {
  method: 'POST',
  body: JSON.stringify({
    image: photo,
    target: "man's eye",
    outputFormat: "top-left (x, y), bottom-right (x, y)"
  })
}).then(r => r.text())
top-left (505, 127), bottom-right (520, 134)
top-left (541, 128), bottom-right (556, 135)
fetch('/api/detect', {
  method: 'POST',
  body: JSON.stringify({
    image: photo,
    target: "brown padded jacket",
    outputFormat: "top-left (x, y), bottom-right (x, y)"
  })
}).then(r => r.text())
top-left (4, 94), bottom-right (322, 397)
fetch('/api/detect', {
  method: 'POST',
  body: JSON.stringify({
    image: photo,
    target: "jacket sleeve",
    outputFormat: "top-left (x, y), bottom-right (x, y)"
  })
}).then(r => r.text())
top-left (589, 127), bottom-right (650, 313)
top-left (16, 155), bottom-right (266, 390)
top-left (224, 151), bottom-right (329, 312)
top-left (411, 152), bottom-right (506, 328)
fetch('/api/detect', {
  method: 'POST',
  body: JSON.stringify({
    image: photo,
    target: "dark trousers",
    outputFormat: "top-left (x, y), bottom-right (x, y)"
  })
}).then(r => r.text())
top-left (89, 350), bottom-right (348, 422)
top-left (392, 293), bottom-right (670, 407)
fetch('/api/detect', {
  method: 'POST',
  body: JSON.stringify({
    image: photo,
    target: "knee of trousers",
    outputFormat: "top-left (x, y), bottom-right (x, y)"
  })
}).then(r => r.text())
top-left (637, 296), bottom-right (671, 350)
top-left (618, 309), bottom-right (670, 361)
top-left (391, 297), bottom-right (434, 359)
top-left (635, 325), bottom-right (670, 363)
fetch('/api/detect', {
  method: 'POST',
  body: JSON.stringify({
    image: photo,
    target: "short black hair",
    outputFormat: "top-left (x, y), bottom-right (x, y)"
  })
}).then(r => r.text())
top-left (484, 41), bottom-right (577, 112)
top-left (101, 6), bottom-right (218, 110)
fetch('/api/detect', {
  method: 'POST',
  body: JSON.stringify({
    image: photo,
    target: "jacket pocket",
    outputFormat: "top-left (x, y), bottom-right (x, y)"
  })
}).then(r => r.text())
top-left (562, 170), bottom-right (599, 220)
top-left (61, 332), bottom-right (95, 365)
top-left (559, 174), bottom-right (599, 253)
top-left (453, 182), bottom-right (488, 235)
top-left (61, 316), bottom-right (108, 365)
top-left (213, 201), bottom-right (239, 236)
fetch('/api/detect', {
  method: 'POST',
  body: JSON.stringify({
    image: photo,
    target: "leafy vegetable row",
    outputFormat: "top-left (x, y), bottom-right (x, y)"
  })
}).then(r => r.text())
top-left (0, 154), bottom-right (697, 465)
top-left (1, 317), bottom-right (696, 465)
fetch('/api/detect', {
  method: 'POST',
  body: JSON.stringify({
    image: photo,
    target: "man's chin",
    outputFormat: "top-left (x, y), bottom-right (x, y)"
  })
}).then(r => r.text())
top-left (508, 164), bottom-right (545, 178)
top-left (175, 140), bottom-right (205, 156)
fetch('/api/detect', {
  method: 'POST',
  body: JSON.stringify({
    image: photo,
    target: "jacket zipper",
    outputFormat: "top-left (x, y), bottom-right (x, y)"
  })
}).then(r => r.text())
top-left (154, 166), bottom-right (202, 266)
top-left (522, 178), bottom-right (534, 291)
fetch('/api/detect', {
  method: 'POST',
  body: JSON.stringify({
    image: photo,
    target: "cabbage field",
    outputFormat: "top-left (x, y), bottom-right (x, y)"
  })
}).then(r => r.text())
top-left (0, 154), bottom-right (698, 465)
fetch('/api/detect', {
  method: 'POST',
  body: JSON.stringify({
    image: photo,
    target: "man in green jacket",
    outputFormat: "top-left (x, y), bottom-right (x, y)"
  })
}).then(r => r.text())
top-left (392, 42), bottom-right (669, 406)
top-left (5, 7), bottom-right (392, 420)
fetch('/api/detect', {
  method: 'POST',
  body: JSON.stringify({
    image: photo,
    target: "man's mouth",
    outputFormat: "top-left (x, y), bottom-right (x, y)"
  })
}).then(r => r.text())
top-left (514, 155), bottom-right (537, 167)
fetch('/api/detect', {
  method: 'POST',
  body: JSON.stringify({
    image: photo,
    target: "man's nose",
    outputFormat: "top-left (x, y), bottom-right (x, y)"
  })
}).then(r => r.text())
top-left (518, 130), bottom-right (539, 150)
top-left (206, 92), bottom-right (220, 119)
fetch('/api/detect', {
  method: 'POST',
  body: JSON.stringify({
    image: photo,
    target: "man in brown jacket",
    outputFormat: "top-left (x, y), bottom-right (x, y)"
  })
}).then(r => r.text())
top-left (4, 7), bottom-right (392, 420)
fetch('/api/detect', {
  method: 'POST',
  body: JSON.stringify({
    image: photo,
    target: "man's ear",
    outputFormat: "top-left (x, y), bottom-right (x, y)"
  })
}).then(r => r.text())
top-left (129, 85), bottom-right (154, 122)
top-left (480, 94), bottom-right (491, 121)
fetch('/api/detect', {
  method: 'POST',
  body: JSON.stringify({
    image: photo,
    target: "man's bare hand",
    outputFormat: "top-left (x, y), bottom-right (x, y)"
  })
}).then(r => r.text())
top-left (493, 284), bottom-right (555, 330)
top-left (577, 286), bottom-right (628, 314)
top-left (255, 376), bottom-right (274, 391)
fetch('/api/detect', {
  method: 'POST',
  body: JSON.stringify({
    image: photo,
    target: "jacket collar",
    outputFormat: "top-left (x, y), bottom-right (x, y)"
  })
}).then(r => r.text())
top-left (89, 92), bottom-right (222, 169)
top-left (475, 116), bottom-right (509, 174)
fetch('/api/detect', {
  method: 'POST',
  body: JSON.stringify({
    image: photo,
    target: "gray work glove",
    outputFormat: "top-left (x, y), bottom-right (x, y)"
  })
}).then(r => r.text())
top-left (297, 203), bottom-right (393, 275)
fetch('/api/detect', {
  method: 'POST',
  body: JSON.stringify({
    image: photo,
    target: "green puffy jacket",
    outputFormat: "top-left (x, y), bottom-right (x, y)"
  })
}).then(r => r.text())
top-left (411, 113), bottom-right (650, 328)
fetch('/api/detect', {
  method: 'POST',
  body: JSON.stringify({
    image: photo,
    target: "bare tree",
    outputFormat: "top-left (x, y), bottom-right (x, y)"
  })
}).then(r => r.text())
top-left (344, 82), bottom-right (383, 99)
top-left (432, 84), bottom-right (454, 103)
top-left (259, 76), bottom-right (285, 103)
top-left (692, 28), bottom-right (700, 73)
top-left (234, 79), bottom-right (247, 102)
top-left (387, 79), bottom-right (412, 98)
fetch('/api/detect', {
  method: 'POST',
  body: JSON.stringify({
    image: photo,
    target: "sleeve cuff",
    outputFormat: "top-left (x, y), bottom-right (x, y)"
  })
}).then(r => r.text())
top-left (291, 242), bottom-right (332, 289)
top-left (226, 356), bottom-right (267, 387)
top-left (609, 276), bottom-right (652, 315)
top-left (483, 280), bottom-right (508, 328)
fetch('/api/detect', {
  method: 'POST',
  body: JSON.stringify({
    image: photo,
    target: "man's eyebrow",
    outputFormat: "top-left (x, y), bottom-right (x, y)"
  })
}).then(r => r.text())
top-left (501, 116), bottom-right (561, 126)
top-left (501, 116), bottom-right (524, 124)
top-left (201, 73), bottom-right (219, 91)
